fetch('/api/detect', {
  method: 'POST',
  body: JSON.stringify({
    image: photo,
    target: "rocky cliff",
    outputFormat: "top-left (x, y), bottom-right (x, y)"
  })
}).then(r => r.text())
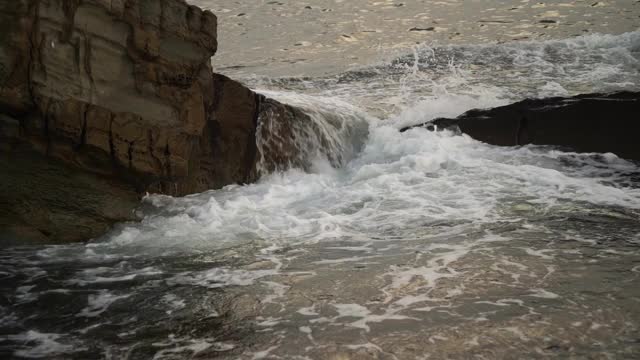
top-left (0, 0), bottom-right (328, 243)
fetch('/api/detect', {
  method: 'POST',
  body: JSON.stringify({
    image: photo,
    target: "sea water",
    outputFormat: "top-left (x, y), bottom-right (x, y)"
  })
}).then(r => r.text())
top-left (1, 32), bottom-right (640, 359)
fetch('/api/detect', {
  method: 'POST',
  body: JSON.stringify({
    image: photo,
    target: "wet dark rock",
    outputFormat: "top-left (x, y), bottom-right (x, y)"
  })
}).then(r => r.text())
top-left (545, 344), bottom-right (570, 352)
top-left (478, 20), bottom-right (514, 24)
top-left (409, 27), bottom-right (435, 32)
top-left (401, 91), bottom-right (640, 162)
top-left (0, 141), bottom-right (140, 244)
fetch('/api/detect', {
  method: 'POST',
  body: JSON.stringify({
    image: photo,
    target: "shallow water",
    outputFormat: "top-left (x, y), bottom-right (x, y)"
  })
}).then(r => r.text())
top-left (193, 0), bottom-right (640, 77)
top-left (1, 32), bottom-right (640, 359)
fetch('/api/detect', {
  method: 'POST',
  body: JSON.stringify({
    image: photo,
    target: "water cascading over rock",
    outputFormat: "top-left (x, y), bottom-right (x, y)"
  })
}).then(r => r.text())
top-left (255, 94), bottom-right (369, 175)
top-left (0, 0), bottom-right (357, 243)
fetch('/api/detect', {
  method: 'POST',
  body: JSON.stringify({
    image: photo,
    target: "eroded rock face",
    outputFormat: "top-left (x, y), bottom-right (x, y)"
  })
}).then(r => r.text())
top-left (1, 0), bottom-right (222, 193)
top-left (401, 92), bottom-right (640, 162)
top-left (0, 142), bottom-right (141, 244)
top-left (0, 0), bottom-right (322, 242)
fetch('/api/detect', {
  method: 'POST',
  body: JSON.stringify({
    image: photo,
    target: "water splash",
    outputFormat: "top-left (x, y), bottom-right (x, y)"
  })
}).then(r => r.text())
top-left (1, 32), bottom-right (640, 359)
top-left (245, 31), bottom-right (640, 117)
top-left (254, 92), bottom-right (371, 176)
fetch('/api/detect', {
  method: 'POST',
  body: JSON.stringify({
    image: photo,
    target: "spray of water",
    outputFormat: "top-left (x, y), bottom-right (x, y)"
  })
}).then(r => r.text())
top-left (1, 32), bottom-right (640, 359)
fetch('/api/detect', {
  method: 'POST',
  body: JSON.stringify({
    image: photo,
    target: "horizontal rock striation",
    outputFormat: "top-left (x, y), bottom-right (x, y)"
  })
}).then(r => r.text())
top-left (2, 0), bottom-right (222, 194)
top-left (401, 91), bottom-right (640, 162)
top-left (0, 0), bottom-right (330, 242)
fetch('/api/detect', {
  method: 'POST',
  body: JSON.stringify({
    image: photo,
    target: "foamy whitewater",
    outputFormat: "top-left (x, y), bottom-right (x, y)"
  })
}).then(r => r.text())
top-left (1, 32), bottom-right (640, 359)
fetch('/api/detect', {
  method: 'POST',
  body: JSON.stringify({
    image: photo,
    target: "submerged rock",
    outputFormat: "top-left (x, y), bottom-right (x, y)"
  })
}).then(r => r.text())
top-left (0, 0), bottom-right (332, 243)
top-left (401, 91), bottom-right (640, 162)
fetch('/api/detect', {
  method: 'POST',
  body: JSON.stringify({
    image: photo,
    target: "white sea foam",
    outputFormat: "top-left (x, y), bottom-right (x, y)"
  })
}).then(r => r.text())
top-left (167, 268), bottom-right (278, 289)
top-left (2, 32), bottom-right (639, 359)
top-left (248, 31), bottom-right (640, 120)
top-left (3, 331), bottom-right (76, 358)
top-left (74, 31), bottom-right (638, 255)
top-left (93, 116), bottom-right (639, 256)
top-left (151, 335), bottom-right (235, 359)
top-left (527, 288), bottom-right (561, 299)
top-left (77, 290), bottom-right (130, 317)
top-left (331, 303), bottom-right (413, 332)
top-left (161, 294), bottom-right (187, 314)
top-left (297, 305), bottom-right (320, 316)
top-left (67, 266), bottom-right (162, 286)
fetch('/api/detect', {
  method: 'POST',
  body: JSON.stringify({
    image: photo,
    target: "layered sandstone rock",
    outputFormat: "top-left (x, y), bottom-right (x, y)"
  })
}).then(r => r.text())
top-left (401, 91), bottom-right (640, 162)
top-left (0, 0), bottom-right (322, 242)
top-left (2, 0), bottom-right (220, 193)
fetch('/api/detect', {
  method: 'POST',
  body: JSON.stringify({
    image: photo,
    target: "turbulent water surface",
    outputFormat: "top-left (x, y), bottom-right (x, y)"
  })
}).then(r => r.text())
top-left (2, 32), bottom-right (640, 359)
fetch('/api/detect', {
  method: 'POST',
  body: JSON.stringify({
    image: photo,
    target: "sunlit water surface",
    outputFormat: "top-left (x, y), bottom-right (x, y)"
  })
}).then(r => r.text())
top-left (1, 32), bottom-right (640, 359)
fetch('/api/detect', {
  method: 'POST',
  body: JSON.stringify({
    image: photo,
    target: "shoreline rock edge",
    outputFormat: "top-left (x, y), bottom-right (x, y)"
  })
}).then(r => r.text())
top-left (0, 0), bottom-right (310, 243)
top-left (401, 91), bottom-right (640, 162)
